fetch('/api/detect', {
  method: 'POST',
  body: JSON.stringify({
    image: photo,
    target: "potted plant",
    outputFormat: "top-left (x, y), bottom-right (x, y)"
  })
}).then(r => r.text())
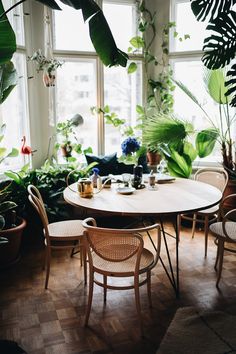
top-left (143, 113), bottom-right (218, 178)
top-left (0, 125), bottom-right (27, 267)
top-left (28, 49), bottom-right (64, 87)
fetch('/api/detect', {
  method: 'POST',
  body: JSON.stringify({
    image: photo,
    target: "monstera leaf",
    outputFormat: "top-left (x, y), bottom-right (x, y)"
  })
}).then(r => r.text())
top-left (0, 61), bottom-right (18, 104)
top-left (225, 64), bottom-right (236, 106)
top-left (191, 0), bottom-right (235, 21)
top-left (202, 12), bottom-right (236, 70)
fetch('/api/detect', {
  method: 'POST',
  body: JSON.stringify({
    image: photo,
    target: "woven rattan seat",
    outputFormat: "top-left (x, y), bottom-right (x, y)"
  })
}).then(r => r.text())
top-left (209, 193), bottom-right (236, 287)
top-left (28, 185), bottom-right (86, 289)
top-left (179, 168), bottom-right (228, 257)
top-left (82, 217), bottom-right (161, 335)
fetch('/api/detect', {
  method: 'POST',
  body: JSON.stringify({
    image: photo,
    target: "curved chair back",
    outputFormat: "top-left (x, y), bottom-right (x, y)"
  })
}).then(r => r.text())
top-left (82, 217), bottom-right (161, 270)
top-left (27, 185), bottom-right (50, 243)
top-left (194, 168), bottom-right (228, 193)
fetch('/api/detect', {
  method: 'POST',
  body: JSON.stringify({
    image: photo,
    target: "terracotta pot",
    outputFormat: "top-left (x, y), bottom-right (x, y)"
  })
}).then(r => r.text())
top-left (146, 151), bottom-right (161, 166)
top-left (0, 217), bottom-right (27, 268)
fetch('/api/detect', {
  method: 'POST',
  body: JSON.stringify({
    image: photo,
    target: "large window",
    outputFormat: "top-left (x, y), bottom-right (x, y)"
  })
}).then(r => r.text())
top-left (53, 0), bottom-right (142, 158)
top-left (0, 0), bottom-right (30, 172)
top-left (170, 0), bottom-right (223, 166)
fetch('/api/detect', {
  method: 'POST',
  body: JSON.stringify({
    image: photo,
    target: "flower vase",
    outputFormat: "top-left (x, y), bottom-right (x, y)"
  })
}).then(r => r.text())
top-left (43, 69), bottom-right (56, 87)
top-left (132, 165), bottom-right (143, 189)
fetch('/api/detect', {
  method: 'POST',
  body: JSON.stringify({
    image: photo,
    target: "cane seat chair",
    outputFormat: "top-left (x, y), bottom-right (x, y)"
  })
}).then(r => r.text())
top-left (180, 168), bottom-right (228, 257)
top-left (210, 193), bottom-right (236, 287)
top-left (82, 217), bottom-right (161, 335)
top-left (27, 184), bottom-right (86, 289)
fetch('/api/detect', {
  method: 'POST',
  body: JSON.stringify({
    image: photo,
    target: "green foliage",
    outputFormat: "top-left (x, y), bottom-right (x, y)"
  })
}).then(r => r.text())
top-left (143, 112), bottom-right (218, 178)
top-left (0, 61), bottom-right (18, 104)
top-left (190, 0), bottom-right (236, 106)
top-left (0, 0), bottom-right (128, 101)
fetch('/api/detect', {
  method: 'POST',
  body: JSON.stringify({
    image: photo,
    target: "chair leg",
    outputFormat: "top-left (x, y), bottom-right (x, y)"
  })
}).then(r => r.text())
top-left (84, 269), bottom-right (94, 326)
top-left (134, 274), bottom-right (143, 336)
top-left (147, 270), bottom-right (152, 308)
top-left (103, 275), bottom-right (107, 303)
top-left (83, 246), bottom-right (87, 285)
top-left (214, 240), bottom-right (219, 271)
top-left (44, 247), bottom-right (51, 289)
top-left (204, 215), bottom-right (209, 258)
top-left (216, 240), bottom-right (224, 288)
top-left (191, 213), bottom-right (197, 239)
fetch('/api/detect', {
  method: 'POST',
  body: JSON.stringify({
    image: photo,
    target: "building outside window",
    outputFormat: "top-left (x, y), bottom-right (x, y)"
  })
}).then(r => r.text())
top-left (53, 0), bottom-right (143, 159)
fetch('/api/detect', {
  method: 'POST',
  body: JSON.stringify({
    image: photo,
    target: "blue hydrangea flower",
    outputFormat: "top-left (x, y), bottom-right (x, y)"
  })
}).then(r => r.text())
top-left (121, 137), bottom-right (140, 156)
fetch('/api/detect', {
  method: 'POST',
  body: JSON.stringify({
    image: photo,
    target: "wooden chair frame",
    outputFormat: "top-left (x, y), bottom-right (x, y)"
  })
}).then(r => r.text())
top-left (28, 185), bottom-right (86, 288)
top-left (82, 217), bottom-right (161, 335)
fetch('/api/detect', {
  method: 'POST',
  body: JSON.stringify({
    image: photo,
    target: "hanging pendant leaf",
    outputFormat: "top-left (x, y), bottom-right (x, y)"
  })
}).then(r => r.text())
top-left (190, 0), bottom-right (235, 22)
top-left (0, 0), bottom-right (16, 65)
top-left (0, 61), bottom-right (18, 104)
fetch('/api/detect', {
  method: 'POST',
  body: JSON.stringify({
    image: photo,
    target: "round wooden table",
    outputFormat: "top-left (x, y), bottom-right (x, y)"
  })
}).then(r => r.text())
top-left (64, 178), bottom-right (222, 217)
top-left (64, 177), bottom-right (222, 296)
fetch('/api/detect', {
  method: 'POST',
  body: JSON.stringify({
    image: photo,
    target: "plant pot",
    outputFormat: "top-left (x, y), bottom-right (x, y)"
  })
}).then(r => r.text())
top-left (146, 151), bottom-right (161, 166)
top-left (61, 143), bottom-right (73, 158)
top-left (0, 217), bottom-right (27, 268)
top-left (43, 69), bottom-right (56, 87)
top-left (223, 178), bottom-right (236, 212)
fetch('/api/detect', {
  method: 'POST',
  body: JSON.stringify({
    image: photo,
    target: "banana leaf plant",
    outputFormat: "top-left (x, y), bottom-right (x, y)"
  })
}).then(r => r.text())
top-left (143, 113), bottom-right (218, 178)
top-left (0, 0), bottom-right (128, 103)
top-left (174, 68), bottom-right (236, 179)
top-left (190, 0), bottom-right (236, 106)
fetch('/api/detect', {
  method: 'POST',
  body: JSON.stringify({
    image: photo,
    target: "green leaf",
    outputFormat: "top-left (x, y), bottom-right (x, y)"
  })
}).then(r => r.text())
top-left (0, 61), bottom-right (18, 104)
top-left (0, 0), bottom-right (16, 65)
top-left (191, 0), bottom-right (233, 22)
top-left (129, 36), bottom-right (145, 49)
top-left (0, 200), bottom-right (17, 214)
top-left (203, 68), bottom-right (230, 104)
top-left (183, 141), bottom-right (197, 162)
top-left (4, 170), bottom-right (22, 184)
top-left (0, 147), bottom-right (7, 158)
top-left (136, 105), bottom-right (145, 115)
top-left (7, 147), bottom-right (19, 157)
top-left (196, 128), bottom-right (219, 157)
top-left (128, 62), bottom-right (137, 74)
top-left (168, 151), bottom-right (192, 178)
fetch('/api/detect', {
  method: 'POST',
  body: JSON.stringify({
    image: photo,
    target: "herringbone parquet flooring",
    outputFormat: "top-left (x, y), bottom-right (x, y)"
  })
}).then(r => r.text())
top-left (0, 218), bottom-right (236, 354)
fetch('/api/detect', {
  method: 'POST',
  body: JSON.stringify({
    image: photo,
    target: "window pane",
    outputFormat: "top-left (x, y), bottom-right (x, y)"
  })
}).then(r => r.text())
top-left (171, 1), bottom-right (206, 52)
top-left (104, 60), bottom-right (142, 155)
top-left (0, 53), bottom-right (29, 172)
top-left (53, 3), bottom-right (94, 52)
top-left (103, 1), bottom-right (138, 52)
top-left (55, 59), bottom-right (98, 161)
top-left (172, 59), bottom-right (228, 163)
top-left (2, 0), bottom-right (25, 46)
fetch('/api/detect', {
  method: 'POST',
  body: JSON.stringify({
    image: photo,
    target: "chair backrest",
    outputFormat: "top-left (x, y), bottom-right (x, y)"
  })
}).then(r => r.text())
top-left (194, 168), bottom-right (228, 193)
top-left (82, 217), bottom-right (161, 271)
top-left (27, 185), bottom-right (49, 238)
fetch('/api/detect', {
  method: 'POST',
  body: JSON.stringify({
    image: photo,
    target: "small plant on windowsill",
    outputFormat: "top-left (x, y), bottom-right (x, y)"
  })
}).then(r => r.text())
top-left (28, 49), bottom-right (64, 87)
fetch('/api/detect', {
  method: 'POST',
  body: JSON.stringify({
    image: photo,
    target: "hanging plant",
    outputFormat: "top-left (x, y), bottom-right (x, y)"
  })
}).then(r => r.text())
top-left (28, 49), bottom-right (64, 87)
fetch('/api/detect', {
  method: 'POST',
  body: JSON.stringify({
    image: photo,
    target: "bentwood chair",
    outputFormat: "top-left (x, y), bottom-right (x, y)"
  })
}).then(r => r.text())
top-left (82, 217), bottom-right (161, 335)
top-left (180, 168), bottom-right (228, 257)
top-left (210, 193), bottom-right (236, 287)
top-left (27, 185), bottom-right (86, 289)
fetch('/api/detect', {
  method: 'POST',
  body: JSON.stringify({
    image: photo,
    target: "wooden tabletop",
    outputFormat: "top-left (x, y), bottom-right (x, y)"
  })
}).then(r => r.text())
top-left (63, 178), bottom-right (222, 216)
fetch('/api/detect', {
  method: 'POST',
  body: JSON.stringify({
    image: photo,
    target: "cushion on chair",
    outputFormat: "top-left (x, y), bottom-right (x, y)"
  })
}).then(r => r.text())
top-left (210, 221), bottom-right (236, 240)
top-left (85, 153), bottom-right (118, 176)
top-left (47, 220), bottom-right (85, 239)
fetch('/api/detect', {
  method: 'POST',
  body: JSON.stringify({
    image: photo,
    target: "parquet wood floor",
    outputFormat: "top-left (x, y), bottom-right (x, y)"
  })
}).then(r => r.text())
top-left (0, 218), bottom-right (236, 354)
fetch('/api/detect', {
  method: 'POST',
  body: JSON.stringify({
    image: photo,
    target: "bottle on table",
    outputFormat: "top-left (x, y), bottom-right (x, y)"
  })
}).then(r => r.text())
top-left (91, 167), bottom-right (102, 190)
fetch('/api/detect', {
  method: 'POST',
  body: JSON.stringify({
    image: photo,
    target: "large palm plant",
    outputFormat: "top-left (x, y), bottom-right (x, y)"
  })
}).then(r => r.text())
top-left (175, 68), bottom-right (236, 179)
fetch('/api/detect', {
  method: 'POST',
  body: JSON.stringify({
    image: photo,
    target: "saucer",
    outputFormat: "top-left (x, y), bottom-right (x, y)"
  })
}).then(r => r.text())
top-left (116, 187), bottom-right (135, 195)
